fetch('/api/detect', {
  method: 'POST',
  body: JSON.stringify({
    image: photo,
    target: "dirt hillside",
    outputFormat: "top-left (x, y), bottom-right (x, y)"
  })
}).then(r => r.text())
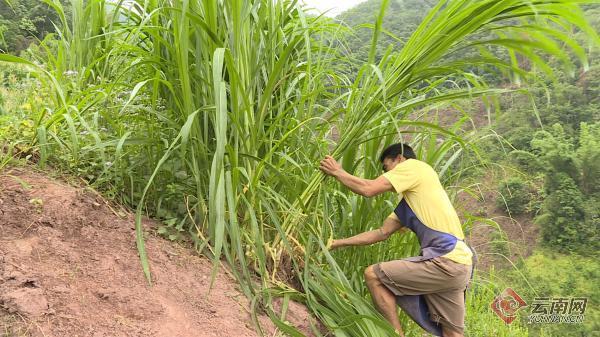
top-left (0, 167), bottom-right (313, 337)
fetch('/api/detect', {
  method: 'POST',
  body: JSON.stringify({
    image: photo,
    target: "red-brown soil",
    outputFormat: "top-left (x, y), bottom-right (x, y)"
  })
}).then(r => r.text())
top-left (0, 167), bottom-right (315, 337)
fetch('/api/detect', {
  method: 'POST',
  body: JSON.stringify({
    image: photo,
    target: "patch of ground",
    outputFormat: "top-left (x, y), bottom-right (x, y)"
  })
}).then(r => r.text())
top-left (0, 167), bottom-right (316, 337)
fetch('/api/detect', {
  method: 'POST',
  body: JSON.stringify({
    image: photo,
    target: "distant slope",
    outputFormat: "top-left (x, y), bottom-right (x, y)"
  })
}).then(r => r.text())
top-left (336, 0), bottom-right (433, 62)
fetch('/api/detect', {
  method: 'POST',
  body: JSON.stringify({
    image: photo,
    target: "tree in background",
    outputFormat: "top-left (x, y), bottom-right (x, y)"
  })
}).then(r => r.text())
top-left (536, 172), bottom-right (587, 251)
top-left (532, 123), bottom-right (599, 254)
top-left (577, 122), bottom-right (600, 195)
top-left (0, 0), bottom-right (67, 53)
top-left (496, 177), bottom-right (531, 215)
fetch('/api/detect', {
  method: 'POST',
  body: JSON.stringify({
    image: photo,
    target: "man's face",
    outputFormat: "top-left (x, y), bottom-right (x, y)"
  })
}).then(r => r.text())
top-left (382, 155), bottom-right (405, 172)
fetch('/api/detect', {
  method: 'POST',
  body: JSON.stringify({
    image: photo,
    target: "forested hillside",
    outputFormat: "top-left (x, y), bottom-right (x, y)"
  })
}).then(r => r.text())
top-left (0, 1), bottom-right (69, 53)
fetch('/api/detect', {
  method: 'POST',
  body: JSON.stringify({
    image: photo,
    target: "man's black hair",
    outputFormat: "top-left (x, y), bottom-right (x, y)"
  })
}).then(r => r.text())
top-left (379, 143), bottom-right (416, 162)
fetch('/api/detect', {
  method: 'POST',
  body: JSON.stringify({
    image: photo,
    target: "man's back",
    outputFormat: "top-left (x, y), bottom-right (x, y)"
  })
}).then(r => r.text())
top-left (383, 159), bottom-right (472, 265)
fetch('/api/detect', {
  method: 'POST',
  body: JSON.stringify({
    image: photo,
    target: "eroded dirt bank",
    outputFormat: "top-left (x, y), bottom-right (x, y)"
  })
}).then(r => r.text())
top-left (0, 167), bottom-right (314, 337)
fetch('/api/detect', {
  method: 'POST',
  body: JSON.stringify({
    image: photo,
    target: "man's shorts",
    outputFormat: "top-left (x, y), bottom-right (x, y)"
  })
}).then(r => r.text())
top-left (373, 256), bottom-right (472, 334)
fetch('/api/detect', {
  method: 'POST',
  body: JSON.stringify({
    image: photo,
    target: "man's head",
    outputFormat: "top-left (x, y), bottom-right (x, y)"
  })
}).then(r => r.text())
top-left (380, 143), bottom-right (416, 172)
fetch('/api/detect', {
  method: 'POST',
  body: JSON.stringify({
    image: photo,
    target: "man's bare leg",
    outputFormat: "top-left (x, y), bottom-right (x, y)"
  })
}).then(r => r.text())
top-left (442, 325), bottom-right (464, 337)
top-left (364, 265), bottom-right (405, 337)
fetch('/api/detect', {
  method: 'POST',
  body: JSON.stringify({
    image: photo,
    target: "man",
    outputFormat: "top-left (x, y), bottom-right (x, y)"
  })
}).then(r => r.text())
top-left (319, 143), bottom-right (473, 337)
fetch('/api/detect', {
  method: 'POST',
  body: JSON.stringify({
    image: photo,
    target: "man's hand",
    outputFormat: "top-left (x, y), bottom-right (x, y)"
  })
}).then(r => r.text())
top-left (327, 238), bottom-right (341, 250)
top-left (319, 155), bottom-right (394, 197)
top-left (326, 237), bottom-right (336, 250)
top-left (319, 155), bottom-right (343, 176)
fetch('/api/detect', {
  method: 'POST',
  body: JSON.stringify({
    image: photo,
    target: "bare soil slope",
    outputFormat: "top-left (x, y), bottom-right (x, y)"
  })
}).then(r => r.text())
top-left (0, 167), bottom-right (311, 337)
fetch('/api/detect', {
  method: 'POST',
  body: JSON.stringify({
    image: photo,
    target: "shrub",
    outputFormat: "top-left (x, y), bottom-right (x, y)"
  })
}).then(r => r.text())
top-left (497, 177), bottom-right (531, 215)
top-left (536, 173), bottom-right (588, 253)
top-left (509, 150), bottom-right (543, 173)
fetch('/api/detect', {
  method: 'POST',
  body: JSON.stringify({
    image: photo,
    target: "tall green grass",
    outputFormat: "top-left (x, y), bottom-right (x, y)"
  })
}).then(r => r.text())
top-left (1, 0), bottom-right (598, 335)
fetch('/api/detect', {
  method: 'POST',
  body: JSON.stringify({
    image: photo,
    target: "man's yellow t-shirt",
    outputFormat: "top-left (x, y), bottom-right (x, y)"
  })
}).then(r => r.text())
top-left (382, 159), bottom-right (472, 265)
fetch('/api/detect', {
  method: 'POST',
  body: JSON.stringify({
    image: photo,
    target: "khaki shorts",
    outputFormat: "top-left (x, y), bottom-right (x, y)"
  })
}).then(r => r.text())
top-left (374, 256), bottom-right (471, 334)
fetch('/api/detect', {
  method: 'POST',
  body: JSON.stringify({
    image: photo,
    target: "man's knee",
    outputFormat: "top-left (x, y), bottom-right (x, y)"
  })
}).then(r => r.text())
top-left (364, 265), bottom-right (379, 285)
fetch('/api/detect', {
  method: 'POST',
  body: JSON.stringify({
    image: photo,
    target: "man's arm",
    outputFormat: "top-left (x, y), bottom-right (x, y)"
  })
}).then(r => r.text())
top-left (319, 155), bottom-right (394, 197)
top-left (330, 217), bottom-right (406, 250)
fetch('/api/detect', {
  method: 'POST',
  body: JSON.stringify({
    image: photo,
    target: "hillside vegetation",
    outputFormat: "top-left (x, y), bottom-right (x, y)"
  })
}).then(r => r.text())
top-left (1, 0), bottom-right (599, 336)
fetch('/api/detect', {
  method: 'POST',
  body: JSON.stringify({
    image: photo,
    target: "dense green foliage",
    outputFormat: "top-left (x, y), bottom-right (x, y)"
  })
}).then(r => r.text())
top-left (490, 62), bottom-right (600, 255)
top-left (1, 0), bottom-right (598, 336)
top-left (530, 123), bottom-right (600, 254)
top-left (496, 177), bottom-right (531, 215)
top-left (0, 0), bottom-right (68, 53)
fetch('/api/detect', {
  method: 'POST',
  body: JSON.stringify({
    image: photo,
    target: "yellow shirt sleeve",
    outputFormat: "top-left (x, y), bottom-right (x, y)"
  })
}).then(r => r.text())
top-left (381, 159), bottom-right (420, 193)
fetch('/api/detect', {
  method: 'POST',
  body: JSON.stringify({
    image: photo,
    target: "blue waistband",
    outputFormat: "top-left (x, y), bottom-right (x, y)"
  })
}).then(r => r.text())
top-left (393, 199), bottom-right (458, 260)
